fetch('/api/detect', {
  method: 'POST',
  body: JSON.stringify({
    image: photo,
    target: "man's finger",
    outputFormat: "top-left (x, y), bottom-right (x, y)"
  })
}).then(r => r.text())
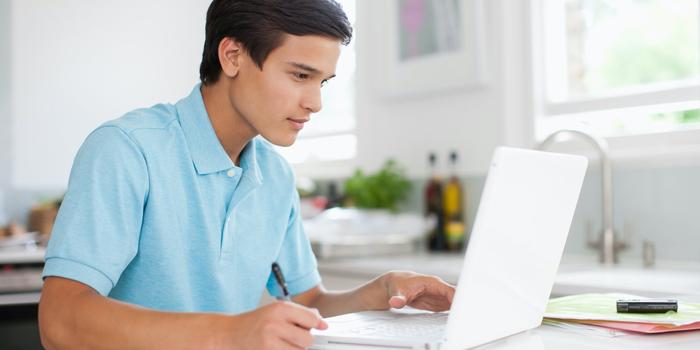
top-left (423, 276), bottom-right (455, 301)
top-left (446, 286), bottom-right (455, 303)
top-left (410, 296), bottom-right (452, 312)
top-left (282, 303), bottom-right (327, 330)
top-left (389, 295), bottom-right (407, 308)
top-left (280, 324), bottom-right (315, 349)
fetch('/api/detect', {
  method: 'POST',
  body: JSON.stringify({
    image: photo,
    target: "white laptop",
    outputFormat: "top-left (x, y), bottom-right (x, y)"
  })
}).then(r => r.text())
top-left (311, 147), bottom-right (588, 350)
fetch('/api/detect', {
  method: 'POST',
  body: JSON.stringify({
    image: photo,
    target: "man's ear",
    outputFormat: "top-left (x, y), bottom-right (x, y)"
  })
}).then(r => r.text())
top-left (218, 37), bottom-right (244, 79)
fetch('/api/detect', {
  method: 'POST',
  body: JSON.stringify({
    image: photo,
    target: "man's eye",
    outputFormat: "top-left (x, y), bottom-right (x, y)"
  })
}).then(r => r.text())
top-left (321, 79), bottom-right (329, 87)
top-left (292, 72), bottom-right (309, 81)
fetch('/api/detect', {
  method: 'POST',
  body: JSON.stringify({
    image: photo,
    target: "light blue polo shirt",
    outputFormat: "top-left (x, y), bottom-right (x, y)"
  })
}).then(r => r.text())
top-left (42, 84), bottom-right (321, 313)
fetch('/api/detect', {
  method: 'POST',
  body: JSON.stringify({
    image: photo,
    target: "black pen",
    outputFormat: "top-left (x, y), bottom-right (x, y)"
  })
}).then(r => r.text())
top-left (271, 262), bottom-right (291, 301)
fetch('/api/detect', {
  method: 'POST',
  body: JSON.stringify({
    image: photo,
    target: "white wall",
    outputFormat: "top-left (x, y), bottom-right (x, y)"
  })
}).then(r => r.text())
top-left (9, 0), bottom-right (210, 190)
top-left (0, 0), bottom-right (10, 224)
top-left (7, 0), bottom-right (532, 187)
top-left (351, 0), bottom-right (533, 178)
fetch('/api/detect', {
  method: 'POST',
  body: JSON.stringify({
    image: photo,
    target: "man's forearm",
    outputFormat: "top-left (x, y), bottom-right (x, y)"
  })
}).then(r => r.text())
top-left (39, 278), bottom-right (229, 350)
top-left (308, 274), bottom-right (390, 318)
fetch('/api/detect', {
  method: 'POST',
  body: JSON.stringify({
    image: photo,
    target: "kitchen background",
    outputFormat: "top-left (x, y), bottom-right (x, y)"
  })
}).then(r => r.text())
top-left (1, 0), bottom-right (698, 260)
top-left (0, 0), bottom-right (699, 348)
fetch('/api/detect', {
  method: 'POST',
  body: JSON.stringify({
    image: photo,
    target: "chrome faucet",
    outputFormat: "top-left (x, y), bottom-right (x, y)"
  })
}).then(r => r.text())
top-left (537, 129), bottom-right (627, 264)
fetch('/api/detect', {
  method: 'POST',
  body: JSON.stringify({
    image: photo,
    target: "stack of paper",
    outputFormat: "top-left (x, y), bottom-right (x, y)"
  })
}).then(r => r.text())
top-left (544, 293), bottom-right (700, 334)
top-left (542, 318), bottom-right (631, 337)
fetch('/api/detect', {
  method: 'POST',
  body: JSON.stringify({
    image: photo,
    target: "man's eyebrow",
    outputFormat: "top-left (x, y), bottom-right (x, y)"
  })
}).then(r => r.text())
top-left (287, 61), bottom-right (336, 80)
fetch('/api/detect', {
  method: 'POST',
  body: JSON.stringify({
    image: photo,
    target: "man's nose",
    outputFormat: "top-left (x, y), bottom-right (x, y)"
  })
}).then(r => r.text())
top-left (301, 86), bottom-right (322, 113)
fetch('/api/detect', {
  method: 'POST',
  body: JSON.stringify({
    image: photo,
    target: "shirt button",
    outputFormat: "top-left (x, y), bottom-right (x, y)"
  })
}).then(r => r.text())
top-left (227, 170), bottom-right (235, 177)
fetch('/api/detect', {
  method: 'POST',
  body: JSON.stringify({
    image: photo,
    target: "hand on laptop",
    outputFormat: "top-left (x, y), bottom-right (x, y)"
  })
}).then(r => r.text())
top-left (380, 271), bottom-right (455, 312)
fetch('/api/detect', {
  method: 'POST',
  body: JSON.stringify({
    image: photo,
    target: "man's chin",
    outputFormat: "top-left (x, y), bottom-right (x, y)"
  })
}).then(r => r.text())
top-left (261, 133), bottom-right (297, 147)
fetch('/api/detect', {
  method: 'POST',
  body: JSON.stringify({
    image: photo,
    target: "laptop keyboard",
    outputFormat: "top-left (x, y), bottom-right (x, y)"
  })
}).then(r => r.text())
top-left (342, 312), bottom-right (448, 338)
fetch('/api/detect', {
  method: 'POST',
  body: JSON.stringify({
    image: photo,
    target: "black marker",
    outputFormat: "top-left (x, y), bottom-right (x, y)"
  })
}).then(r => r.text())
top-left (616, 299), bottom-right (678, 313)
top-left (271, 262), bottom-right (291, 301)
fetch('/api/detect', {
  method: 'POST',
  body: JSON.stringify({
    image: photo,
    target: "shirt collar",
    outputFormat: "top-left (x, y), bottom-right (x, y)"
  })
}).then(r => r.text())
top-left (239, 137), bottom-right (263, 186)
top-left (175, 84), bottom-right (262, 184)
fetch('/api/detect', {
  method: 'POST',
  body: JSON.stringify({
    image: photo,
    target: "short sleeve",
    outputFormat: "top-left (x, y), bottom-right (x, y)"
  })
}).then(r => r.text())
top-left (42, 126), bottom-right (149, 296)
top-left (266, 190), bottom-right (321, 297)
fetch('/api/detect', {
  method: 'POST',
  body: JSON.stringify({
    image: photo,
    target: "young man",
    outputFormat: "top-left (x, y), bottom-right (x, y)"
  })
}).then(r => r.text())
top-left (38, 1), bottom-right (455, 349)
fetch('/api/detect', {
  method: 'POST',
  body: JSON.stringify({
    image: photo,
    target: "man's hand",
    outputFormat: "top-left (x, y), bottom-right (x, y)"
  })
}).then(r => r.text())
top-left (40, 277), bottom-right (327, 350)
top-left (224, 301), bottom-right (327, 350)
top-left (293, 271), bottom-right (456, 318)
top-left (379, 271), bottom-right (455, 312)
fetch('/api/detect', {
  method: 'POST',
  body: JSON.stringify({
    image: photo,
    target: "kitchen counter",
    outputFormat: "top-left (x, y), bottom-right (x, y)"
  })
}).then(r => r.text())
top-left (6, 248), bottom-right (698, 302)
top-left (0, 248), bottom-right (45, 265)
top-left (317, 252), bottom-right (700, 297)
top-left (316, 253), bottom-right (700, 349)
top-left (0, 247), bottom-right (45, 307)
top-left (0, 292), bottom-right (41, 307)
top-left (3, 248), bottom-right (700, 348)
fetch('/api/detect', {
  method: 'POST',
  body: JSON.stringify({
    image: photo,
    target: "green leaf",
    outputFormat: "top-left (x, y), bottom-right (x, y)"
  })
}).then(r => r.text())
top-left (343, 159), bottom-right (411, 212)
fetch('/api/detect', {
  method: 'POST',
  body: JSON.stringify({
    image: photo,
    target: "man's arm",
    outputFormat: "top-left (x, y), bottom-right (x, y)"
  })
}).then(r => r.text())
top-left (293, 271), bottom-right (456, 318)
top-left (39, 277), bottom-right (327, 350)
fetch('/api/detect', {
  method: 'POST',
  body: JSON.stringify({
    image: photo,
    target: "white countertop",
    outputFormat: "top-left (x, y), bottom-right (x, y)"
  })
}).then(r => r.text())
top-left (313, 324), bottom-right (700, 350)
top-left (0, 292), bottom-right (41, 306)
top-left (499, 325), bottom-right (700, 350)
top-left (317, 252), bottom-right (700, 297)
top-left (3, 247), bottom-right (700, 299)
top-left (0, 247), bottom-right (45, 264)
top-left (479, 324), bottom-right (700, 350)
top-left (317, 252), bottom-right (700, 280)
top-left (315, 253), bottom-right (700, 348)
top-left (0, 247), bottom-right (46, 306)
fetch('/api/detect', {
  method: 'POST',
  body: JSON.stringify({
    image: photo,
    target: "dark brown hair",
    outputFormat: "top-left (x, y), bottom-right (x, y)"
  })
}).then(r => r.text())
top-left (199, 0), bottom-right (353, 85)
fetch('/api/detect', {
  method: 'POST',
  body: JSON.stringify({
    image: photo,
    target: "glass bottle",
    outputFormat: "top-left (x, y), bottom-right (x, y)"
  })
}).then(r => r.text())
top-left (443, 151), bottom-right (465, 251)
top-left (425, 153), bottom-right (446, 251)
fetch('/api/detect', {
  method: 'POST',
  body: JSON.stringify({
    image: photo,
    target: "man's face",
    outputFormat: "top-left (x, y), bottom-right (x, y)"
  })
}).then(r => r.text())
top-left (229, 34), bottom-right (341, 147)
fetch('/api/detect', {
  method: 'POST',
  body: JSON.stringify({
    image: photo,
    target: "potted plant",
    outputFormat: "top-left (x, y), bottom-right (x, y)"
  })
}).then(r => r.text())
top-left (343, 159), bottom-right (411, 212)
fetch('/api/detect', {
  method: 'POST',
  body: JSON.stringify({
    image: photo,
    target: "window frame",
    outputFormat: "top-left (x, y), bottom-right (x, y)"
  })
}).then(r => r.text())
top-left (530, 0), bottom-right (700, 166)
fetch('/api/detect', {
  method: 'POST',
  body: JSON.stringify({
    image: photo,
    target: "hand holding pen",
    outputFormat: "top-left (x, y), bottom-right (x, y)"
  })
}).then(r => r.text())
top-left (215, 262), bottom-right (327, 350)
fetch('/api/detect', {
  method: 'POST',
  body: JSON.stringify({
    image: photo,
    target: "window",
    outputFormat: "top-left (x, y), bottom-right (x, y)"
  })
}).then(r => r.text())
top-left (537, 0), bottom-right (700, 139)
top-left (276, 0), bottom-right (357, 164)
